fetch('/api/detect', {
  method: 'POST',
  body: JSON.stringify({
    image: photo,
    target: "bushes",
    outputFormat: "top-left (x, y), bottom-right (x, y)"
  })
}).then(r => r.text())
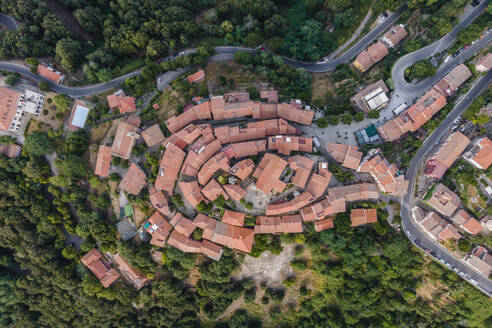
top-left (317, 117), bottom-right (328, 128)
top-left (404, 59), bottom-right (436, 82)
top-left (368, 110), bottom-right (380, 119)
top-left (264, 287), bottom-right (285, 303)
top-left (250, 234), bottom-right (283, 257)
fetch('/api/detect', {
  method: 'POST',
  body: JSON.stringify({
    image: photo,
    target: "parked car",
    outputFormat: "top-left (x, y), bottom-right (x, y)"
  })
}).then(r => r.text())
top-left (470, 278), bottom-right (478, 285)
top-left (464, 45), bottom-right (470, 50)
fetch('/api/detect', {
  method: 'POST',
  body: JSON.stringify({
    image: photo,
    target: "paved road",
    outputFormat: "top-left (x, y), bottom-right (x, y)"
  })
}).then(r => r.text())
top-left (0, 13), bottom-right (18, 31)
top-left (400, 68), bottom-right (492, 297)
top-left (392, 0), bottom-right (490, 103)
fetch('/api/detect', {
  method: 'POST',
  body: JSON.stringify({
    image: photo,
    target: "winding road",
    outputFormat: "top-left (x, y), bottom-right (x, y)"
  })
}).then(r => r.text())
top-left (401, 68), bottom-right (492, 297)
top-left (0, 13), bottom-right (18, 31)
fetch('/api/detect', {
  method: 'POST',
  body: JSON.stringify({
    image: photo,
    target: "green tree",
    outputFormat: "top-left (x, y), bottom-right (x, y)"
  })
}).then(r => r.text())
top-left (368, 110), bottom-right (380, 119)
top-left (354, 112), bottom-right (364, 122)
top-left (342, 113), bottom-right (352, 125)
top-left (5, 74), bottom-right (19, 85)
top-left (317, 117), bottom-right (328, 128)
top-left (39, 81), bottom-right (50, 92)
top-left (55, 38), bottom-right (83, 72)
top-left (329, 116), bottom-right (339, 125)
top-left (53, 94), bottom-right (71, 112)
top-left (24, 131), bottom-right (55, 156)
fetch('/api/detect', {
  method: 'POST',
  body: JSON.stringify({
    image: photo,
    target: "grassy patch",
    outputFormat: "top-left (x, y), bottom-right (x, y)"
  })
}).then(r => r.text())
top-left (113, 57), bottom-right (146, 77)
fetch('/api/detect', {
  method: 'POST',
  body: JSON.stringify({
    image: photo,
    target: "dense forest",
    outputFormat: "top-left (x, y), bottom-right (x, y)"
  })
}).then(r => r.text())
top-left (0, 0), bottom-right (405, 83)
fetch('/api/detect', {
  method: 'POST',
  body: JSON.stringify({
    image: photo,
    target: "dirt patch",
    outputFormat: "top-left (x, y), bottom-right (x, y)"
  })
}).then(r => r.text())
top-left (311, 72), bottom-right (335, 101)
top-left (42, 0), bottom-right (92, 41)
top-left (133, 206), bottom-right (147, 228)
top-left (108, 181), bottom-right (120, 217)
top-left (205, 61), bottom-right (267, 95)
top-left (26, 119), bottom-right (52, 135)
top-left (156, 88), bottom-right (181, 120)
top-left (90, 121), bottom-right (112, 145)
top-left (184, 266), bottom-right (201, 287)
top-left (235, 244), bottom-right (295, 288)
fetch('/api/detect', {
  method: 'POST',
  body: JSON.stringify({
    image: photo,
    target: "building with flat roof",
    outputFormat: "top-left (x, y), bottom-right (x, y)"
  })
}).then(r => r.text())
top-left (351, 80), bottom-right (389, 113)
top-left (67, 100), bottom-right (90, 131)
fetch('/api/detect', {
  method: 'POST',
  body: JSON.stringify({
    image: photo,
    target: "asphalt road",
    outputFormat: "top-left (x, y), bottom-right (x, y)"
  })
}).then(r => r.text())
top-left (392, 0), bottom-right (490, 102)
top-left (0, 13), bottom-right (18, 31)
top-left (400, 68), bottom-right (492, 297)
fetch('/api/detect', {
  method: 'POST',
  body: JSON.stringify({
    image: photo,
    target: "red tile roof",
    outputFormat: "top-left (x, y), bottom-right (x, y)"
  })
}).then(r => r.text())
top-left (325, 142), bottom-right (362, 171)
top-left (113, 253), bottom-right (150, 289)
top-left (111, 120), bottom-right (140, 159)
top-left (170, 213), bottom-right (196, 237)
top-left (465, 137), bottom-right (492, 170)
top-left (306, 171), bottom-right (331, 199)
top-left (144, 211), bottom-right (172, 247)
top-left (350, 208), bottom-right (378, 226)
top-left (277, 103), bottom-right (314, 125)
top-left (314, 217), bottom-right (334, 232)
top-left (288, 156), bottom-right (314, 189)
top-left (247, 119), bottom-right (299, 136)
top-left (462, 217), bottom-right (483, 235)
top-left (426, 183), bottom-right (461, 217)
top-left (425, 132), bottom-right (470, 179)
top-left (80, 249), bottom-right (120, 288)
top-left (201, 179), bottom-right (229, 202)
top-left (187, 69), bottom-right (205, 84)
top-left (254, 215), bottom-right (303, 234)
top-left (214, 125), bottom-right (266, 144)
top-left (165, 101), bottom-right (211, 133)
top-left (228, 159), bottom-right (255, 181)
top-left (476, 52), bottom-right (492, 72)
top-left (200, 239), bottom-right (223, 261)
top-left (268, 136), bottom-right (312, 156)
top-left (179, 181), bottom-right (205, 207)
top-left (222, 140), bottom-right (267, 159)
top-left (222, 210), bottom-right (245, 227)
top-left (300, 194), bottom-right (346, 222)
top-left (167, 230), bottom-right (202, 253)
top-left (266, 192), bottom-right (314, 216)
top-left (107, 91), bottom-right (136, 113)
top-left (141, 124), bottom-right (165, 147)
top-left (155, 143), bottom-right (186, 195)
top-left (181, 139), bottom-right (222, 177)
top-left (95, 145), bottom-right (112, 177)
top-left (119, 163), bottom-right (146, 195)
top-left (149, 187), bottom-right (171, 217)
top-left (353, 41), bottom-right (389, 72)
top-left (260, 90), bottom-right (278, 103)
top-left (0, 87), bottom-right (21, 131)
top-left (223, 184), bottom-right (246, 201)
top-left (253, 153), bottom-right (287, 195)
top-left (198, 151), bottom-right (230, 186)
top-left (37, 64), bottom-right (64, 84)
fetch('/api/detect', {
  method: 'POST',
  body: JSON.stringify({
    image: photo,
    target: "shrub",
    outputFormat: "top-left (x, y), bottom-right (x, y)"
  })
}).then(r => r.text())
top-left (341, 113), bottom-right (352, 125)
top-left (329, 116), bottom-right (339, 125)
top-left (5, 74), bottom-right (19, 86)
top-left (291, 259), bottom-right (307, 270)
top-left (354, 112), bottom-right (365, 122)
top-left (317, 117), bottom-right (328, 128)
top-left (244, 288), bottom-right (256, 303)
top-left (265, 287), bottom-right (285, 303)
top-left (261, 296), bottom-right (269, 304)
top-left (109, 172), bottom-right (120, 181)
top-left (368, 110), bottom-right (380, 119)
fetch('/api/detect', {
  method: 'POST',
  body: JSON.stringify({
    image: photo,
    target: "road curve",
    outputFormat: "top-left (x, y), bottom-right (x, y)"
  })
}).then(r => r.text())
top-left (0, 13), bottom-right (18, 31)
top-left (0, 5), bottom-right (407, 97)
top-left (401, 69), bottom-right (492, 297)
top-left (392, 0), bottom-right (490, 101)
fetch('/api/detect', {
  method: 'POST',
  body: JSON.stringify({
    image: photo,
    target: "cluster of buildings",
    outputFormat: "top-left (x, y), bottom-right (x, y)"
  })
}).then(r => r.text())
top-left (415, 183), bottom-right (484, 243)
top-left (353, 24), bottom-right (407, 72)
top-left (81, 248), bottom-right (150, 289)
top-left (0, 86), bottom-right (45, 133)
top-left (86, 88), bottom-right (413, 288)
top-left (378, 64), bottom-right (472, 141)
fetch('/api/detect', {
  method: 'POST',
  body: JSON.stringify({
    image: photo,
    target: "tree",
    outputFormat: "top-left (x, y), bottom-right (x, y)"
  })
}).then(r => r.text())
top-left (53, 94), bottom-right (71, 112)
top-left (66, 130), bottom-right (89, 155)
top-left (56, 154), bottom-right (87, 180)
top-left (39, 81), bottom-right (50, 92)
top-left (55, 38), bottom-right (83, 72)
top-left (354, 112), bottom-right (364, 122)
top-left (247, 86), bottom-right (259, 100)
top-left (229, 310), bottom-right (248, 328)
top-left (5, 74), bottom-right (19, 85)
top-left (24, 131), bottom-right (55, 156)
top-left (317, 117), bottom-right (328, 128)
top-left (329, 116), bottom-right (339, 125)
top-left (368, 110), bottom-right (380, 119)
top-left (342, 113), bottom-right (352, 125)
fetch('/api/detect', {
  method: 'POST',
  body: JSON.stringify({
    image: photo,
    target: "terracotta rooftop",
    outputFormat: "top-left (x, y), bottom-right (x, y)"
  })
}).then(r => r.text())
top-left (196, 214), bottom-right (254, 253)
top-left (107, 90), bottom-right (136, 113)
top-left (229, 159), bottom-right (255, 180)
top-left (179, 181), bottom-right (205, 207)
top-left (223, 184), bottom-right (246, 201)
top-left (277, 103), bottom-right (314, 125)
top-left (201, 179), bottom-right (229, 202)
top-left (95, 145), bottom-right (112, 177)
top-left (353, 41), bottom-right (389, 72)
top-left (268, 135), bottom-right (312, 156)
top-left (328, 183), bottom-right (379, 202)
top-left (163, 124), bottom-right (208, 150)
top-left (170, 213), bottom-right (196, 237)
top-left (165, 101), bottom-right (211, 133)
top-left (350, 208), bottom-right (378, 226)
top-left (144, 211), bottom-right (172, 247)
top-left (266, 192), bottom-right (314, 216)
top-left (464, 137), bottom-right (492, 170)
top-left (325, 142), bottom-right (362, 171)
top-left (252, 103), bottom-right (279, 120)
top-left (187, 69), bottom-right (205, 84)
top-left (181, 139), bottom-right (222, 177)
top-left (0, 143), bottom-right (21, 158)
top-left (260, 90), bottom-right (278, 103)
top-left (141, 124), bottom-right (165, 147)
top-left (0, 87), bottom-right (20, 131)
top-left (253, 153), bottom-right (287, 195)
top-left (214, 125), bottom-right (265, 144)
top-left (476, 52), bottom-right (492, 72)
top-left (425, 132), bottom-right (470, 179)
top-left (300, 193), bottom-right (346, 222)
top-left (381, 24), bottom-right (407, 48)
top-left (111, 120), bottom-right (140, 159)
top-left (247, 118), bottom-right (299, 136)
top-left (462, 216), bottom-right (483, 235)
top-left (254, 215), bottom-right (303, 234)
top-left (305, 172), bottom-right (331, 199)
top-left (420, 212), bottom-right (461, 241)
top-left (119, 163), bottom-right (146, 195)
top-left (200, 239), bottom-right (223, 261)
top-left (451, 209), bottom-right (471, 225)
top-left (155, 144), bottom-right (186, 195)
top-left (167, 230), bottom-right (202, 254)
top-left (314, 217), bottom-right (334, 232)
top-left (426, 183), bottom-right (461, 217)
top-left (211, 96), bottom-right (255, 120)
top-left (80, 249), bottom-right (120, 288)
top-left (222, 210), bottom-right (245, 227)
top-left (288, 156), bottom-right (314, 189)
top-left (37, 64), bottom-right (64, 84)
top-left (378, 88), bottom-right (447, 141)
top-left (433, 64), bottom-right (472, 96)
top-left (358, 149), bottom-right (409, 196)
top-left (149, 187), bottom-right (171, 217)
top-left (198, 151), bottom-right (230, 185)
top-left (222, 140), bottom-right (267, 160)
